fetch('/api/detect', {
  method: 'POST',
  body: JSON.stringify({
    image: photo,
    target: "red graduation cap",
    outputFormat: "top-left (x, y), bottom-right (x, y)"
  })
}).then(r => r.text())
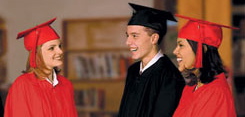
top-left (175, 14), bottom-right (239, 68)
top-left (17, 18), bottom-right (60, 68)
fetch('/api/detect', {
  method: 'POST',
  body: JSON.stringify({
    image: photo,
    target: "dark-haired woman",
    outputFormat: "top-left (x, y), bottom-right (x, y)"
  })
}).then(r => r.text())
top-left (172, 14), bottom-right (237, 117)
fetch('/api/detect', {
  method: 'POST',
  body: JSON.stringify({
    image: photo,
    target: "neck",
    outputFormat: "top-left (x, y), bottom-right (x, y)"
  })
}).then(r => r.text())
top-left (142, 48), bottom-right (159, 68)
top-left (46, 69), bottom-right (53, 82)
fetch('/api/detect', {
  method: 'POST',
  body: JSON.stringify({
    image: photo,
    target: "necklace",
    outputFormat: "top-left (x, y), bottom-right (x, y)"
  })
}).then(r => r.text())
top-left (195, 81), bottom-right (203, 90)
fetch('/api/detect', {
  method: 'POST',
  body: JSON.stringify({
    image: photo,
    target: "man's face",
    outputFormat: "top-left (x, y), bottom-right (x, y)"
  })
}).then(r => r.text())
top-left (126, 25), bottom-right (155, 61)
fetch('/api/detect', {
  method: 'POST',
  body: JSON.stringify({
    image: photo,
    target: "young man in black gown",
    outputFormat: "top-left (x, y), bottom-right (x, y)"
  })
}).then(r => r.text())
top-left (118, 3), bottom-right (185, 117)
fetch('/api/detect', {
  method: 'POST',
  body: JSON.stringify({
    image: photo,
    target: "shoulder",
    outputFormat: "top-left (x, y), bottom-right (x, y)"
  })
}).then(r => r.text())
top-left (208, 73), bottom-right (231, 92)
top-left (160, 55), bottom-right (177, 67)
top-left (8, 73), bottom-right (37, 93)
top-left (128, 61), bottom-right (140, 71)
top-left (57, 75), bottom-right (73, 85)
top-left (201, 78), bottom-right (233, 100)
top-left (158, 55), bottom-right (182, 76)
top-left (12, 73), bottom-right (36, 85)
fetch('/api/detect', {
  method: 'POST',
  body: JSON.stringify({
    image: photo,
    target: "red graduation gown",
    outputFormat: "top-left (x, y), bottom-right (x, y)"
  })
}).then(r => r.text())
top-left (4, 73), bottom-right (78, 117)
top-left (173, 73), bottom-right (236, 117)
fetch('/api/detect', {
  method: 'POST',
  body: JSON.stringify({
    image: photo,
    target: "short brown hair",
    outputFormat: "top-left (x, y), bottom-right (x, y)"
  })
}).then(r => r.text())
top-left (144, 27), bottom-right (162, 44)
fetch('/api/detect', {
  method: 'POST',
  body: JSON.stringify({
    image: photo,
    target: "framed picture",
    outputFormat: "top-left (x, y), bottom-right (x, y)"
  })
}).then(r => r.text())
top-left (63, 17), bottom-right (129, 51)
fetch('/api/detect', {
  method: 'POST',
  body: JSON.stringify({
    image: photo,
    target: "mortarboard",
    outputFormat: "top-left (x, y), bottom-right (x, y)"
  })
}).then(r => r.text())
top-left (17, 18), bottom-right (60, 68)
top-left (175, 14), bottom-right (239, 68)
top-left (128, 3), bottom-right (177, 44)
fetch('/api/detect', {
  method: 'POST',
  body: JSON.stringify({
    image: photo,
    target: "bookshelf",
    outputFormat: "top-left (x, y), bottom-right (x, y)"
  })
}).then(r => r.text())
top-left (62, 17), bottom-right (132, 117)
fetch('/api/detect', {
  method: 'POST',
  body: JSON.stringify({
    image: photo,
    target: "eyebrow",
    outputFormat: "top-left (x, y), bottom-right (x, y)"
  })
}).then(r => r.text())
top-left (48, 43), bottom-right (61, 47)
top-left (177, 40), bottom-right (182, 44)
top-left (129, 32), bottom-right (140, 35)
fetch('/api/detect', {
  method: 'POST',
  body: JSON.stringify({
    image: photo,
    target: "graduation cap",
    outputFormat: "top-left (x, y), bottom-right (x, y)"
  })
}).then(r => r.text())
top-left (175, 14), bottom-right (239, 68)
top-left (17, 18), bottom-right (60, 68)
top-left (128, 3), bottom-right (177, 44)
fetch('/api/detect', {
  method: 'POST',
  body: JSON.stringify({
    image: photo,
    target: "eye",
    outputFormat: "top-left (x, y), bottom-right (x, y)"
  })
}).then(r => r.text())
top-left (48, 46), bottom-right (55, 51)
top-left (177, 42), bottom-right (184, 48)
top-left (59, 44), bottom-right (62, 49)
top-left (126, 33), bottom-right (129, 38)
top-left (132, 34), bottom-right (138, 38)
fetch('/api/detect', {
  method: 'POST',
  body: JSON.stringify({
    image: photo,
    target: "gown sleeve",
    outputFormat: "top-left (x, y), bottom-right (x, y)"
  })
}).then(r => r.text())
top-left (4, 78), bottom-right (39, 117)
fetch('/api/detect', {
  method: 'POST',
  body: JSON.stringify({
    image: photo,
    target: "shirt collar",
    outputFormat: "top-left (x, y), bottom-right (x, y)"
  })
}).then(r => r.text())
top-left (140, 50), bottom-right (164, 73)
top-left (45, 70), bottom-right (59, 86)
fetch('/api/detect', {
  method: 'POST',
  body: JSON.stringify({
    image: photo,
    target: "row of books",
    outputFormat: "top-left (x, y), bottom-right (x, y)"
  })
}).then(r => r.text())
top-left (72, 52), bottom-right (133, 79)
top-left (75, 88), bottom-right (105, 110)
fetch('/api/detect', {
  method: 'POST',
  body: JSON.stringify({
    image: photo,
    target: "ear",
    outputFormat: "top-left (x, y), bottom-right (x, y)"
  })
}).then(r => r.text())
top-left (150, 33), bottom-right (159, 45)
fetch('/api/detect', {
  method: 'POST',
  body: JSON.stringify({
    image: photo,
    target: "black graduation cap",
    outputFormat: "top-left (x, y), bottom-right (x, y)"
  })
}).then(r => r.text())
top-left (128, 3), bottom-right (177, 44)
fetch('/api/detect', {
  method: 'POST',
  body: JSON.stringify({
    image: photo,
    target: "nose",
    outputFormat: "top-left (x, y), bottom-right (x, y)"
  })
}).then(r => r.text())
top-left (126, 37), bottom-right (131, 46)
top-left (173, 47), bottom-right (178, 55)
top-left (57, 47), bottom-right (63, 54)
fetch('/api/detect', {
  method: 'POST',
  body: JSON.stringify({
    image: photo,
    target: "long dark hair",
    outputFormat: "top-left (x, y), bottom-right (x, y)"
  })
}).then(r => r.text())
top-left (187, 40), bottom-right (226, 84)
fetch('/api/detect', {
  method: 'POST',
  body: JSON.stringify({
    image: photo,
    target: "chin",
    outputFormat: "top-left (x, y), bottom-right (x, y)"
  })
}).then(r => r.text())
top-left (54, 62), bottom-right (63, 67)
top-left (178, 67), bottom-right (185, 72)
top-left (131, 55), bottom-right (138, 60)
top-left (132, 56), bottom-right (141, 61)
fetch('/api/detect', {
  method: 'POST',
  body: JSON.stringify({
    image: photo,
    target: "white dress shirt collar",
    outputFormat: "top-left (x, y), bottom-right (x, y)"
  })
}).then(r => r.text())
top-left (45, 70), bottom-right (59, 87)
top-left (140, 50), bottom-right (164, 73)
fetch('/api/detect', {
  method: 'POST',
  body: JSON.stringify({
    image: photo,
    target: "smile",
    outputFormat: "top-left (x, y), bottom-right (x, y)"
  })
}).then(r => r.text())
top-left (177, 58), bottom-right (182, 62)
top-left (54, 56), bottom-right (62, 60)
top-left (130, 47), bottom-right (138, 52)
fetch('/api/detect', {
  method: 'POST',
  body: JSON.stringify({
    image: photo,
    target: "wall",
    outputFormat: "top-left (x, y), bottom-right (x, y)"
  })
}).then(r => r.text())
top-left (0, 0), bottom-right (153, 83)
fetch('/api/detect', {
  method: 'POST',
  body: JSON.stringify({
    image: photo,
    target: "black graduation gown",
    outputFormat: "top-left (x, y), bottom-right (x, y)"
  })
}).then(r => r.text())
top-left (118, 55), bottom-right (185, 117)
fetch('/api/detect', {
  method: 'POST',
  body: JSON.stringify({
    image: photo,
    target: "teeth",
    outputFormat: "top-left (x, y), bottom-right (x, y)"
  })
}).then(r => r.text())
top-left (177, 58), bottom-right (182, 62)
top-left (55, 56), bottom-right (62, 60)
top-left (130, 47), bottom-right (138, 52)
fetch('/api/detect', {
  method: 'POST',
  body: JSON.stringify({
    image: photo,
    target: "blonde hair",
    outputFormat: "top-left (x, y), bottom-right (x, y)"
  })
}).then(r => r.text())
top-left (23, 45), bottom-right (53, 79)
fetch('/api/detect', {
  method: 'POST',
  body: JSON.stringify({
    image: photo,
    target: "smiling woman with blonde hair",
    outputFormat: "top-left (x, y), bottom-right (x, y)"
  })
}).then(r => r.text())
top-left (4, 18), bottom-right (78, 117)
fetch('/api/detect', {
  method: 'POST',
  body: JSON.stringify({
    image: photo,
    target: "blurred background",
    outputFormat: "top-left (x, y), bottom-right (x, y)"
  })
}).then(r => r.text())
top-left (0, 0), bottom-right (244, 117)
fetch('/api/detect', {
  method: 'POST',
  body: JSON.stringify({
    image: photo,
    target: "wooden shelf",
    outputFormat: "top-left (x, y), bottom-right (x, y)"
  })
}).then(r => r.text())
top-left (62, 17), bottom-right (130, 116)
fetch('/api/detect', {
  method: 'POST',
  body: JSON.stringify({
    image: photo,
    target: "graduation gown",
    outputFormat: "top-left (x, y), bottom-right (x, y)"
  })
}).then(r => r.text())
top-left (173, 73), bottom-right (236, 117)
top-left (4, 73), bottom-right (78, 117)
top-left (118, 55), bottom-right (185, 117)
